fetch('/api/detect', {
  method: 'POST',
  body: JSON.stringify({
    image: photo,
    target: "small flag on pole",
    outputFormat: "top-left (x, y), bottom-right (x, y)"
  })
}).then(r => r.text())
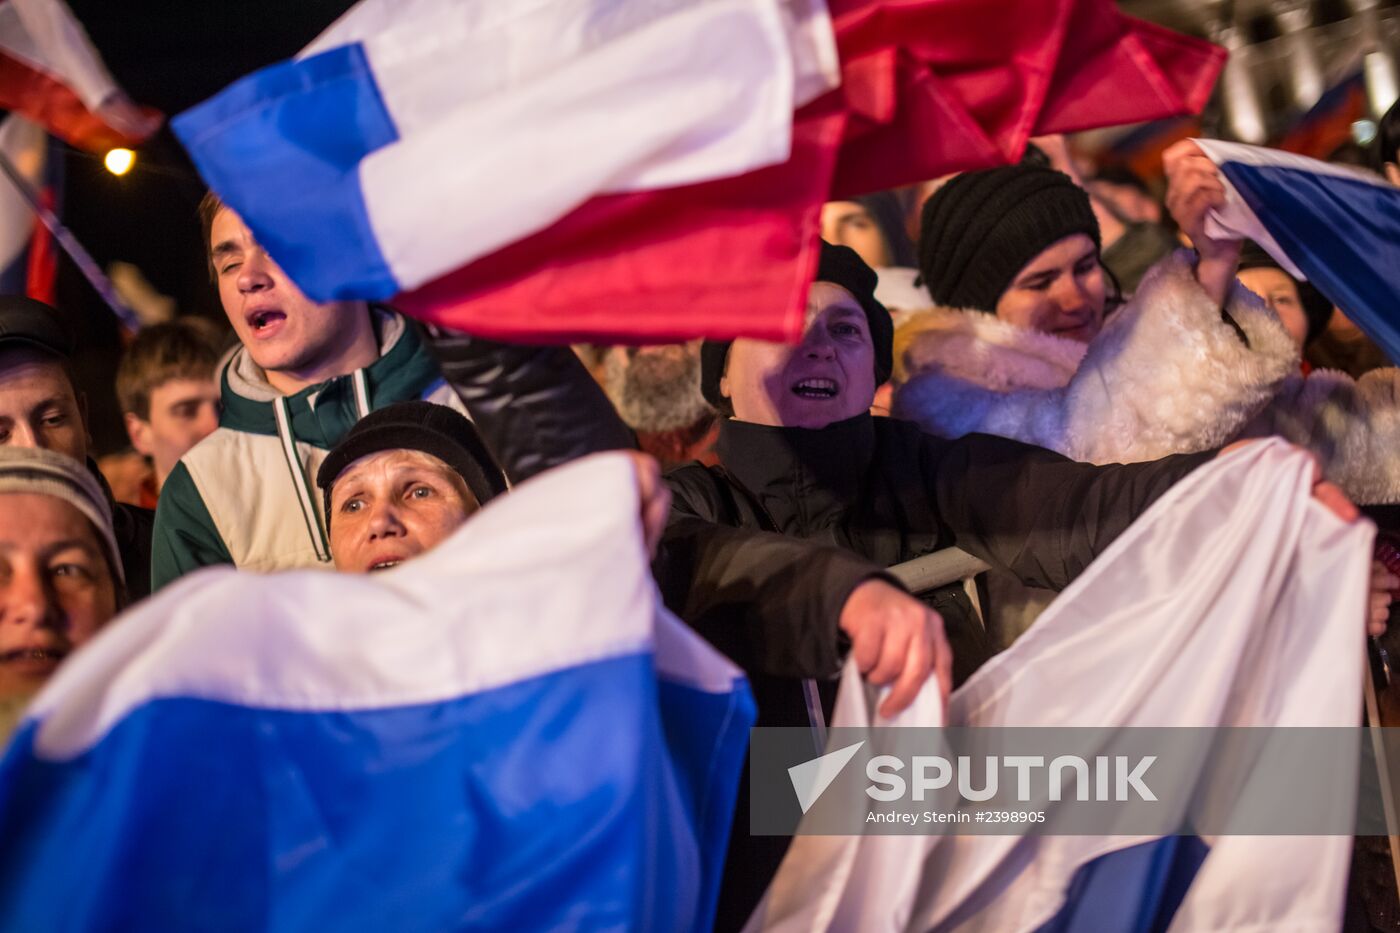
top-left (0, 0), bottom-right (160, 151)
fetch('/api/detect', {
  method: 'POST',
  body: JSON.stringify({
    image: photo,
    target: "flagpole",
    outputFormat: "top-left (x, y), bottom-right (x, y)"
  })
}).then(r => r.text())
top-left (0, 148), bottom-right (140, 332)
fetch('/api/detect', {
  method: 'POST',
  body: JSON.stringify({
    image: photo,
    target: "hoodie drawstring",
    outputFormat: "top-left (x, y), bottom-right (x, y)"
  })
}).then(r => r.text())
top-left (270, 371), bottom-right (370, 564)
top-left (273, 396), bottom-right (332, 564)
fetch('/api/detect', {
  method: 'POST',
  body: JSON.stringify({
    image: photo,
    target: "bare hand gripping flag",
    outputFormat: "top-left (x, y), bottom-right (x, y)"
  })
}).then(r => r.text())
top-left (749, 439), bottom-right (1372, 933)
top-left (172, 0), bottom-right (1222, 345)
top-left (1197, 139), bottom-right (1400, 367)
top-left (0, 454), bottom-right (755, 932)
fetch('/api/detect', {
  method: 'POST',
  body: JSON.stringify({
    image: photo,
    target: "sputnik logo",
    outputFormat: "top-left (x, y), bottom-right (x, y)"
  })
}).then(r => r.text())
top-left (788, 741), bottom-right (865, 814)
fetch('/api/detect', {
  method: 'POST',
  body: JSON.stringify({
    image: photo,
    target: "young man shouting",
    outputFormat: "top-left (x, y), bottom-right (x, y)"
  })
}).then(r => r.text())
top-left (151, 194), bottom-right (475, 589)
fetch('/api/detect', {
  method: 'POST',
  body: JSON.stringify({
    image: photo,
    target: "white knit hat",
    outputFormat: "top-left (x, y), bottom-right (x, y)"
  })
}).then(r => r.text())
top-left (0, 447), bottom-right (123, 586)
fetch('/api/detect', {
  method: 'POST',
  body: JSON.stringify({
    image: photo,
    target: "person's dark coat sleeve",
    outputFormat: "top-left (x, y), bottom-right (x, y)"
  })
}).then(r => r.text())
top-left (654, 472), bottom-right (895, 680)
top-left (426, 329), bottom-right (635, 484)
top-left (928, 433), bottom-right (1215, 591)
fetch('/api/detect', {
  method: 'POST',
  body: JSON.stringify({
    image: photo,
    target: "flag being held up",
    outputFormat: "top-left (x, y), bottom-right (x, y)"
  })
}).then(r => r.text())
top-left (749, 440), bottom-right (1371, 933)
top-left (1198, 138), bottom-right (1400, 366)
top-left (0, 453), bottom-right (755, 933)
top-left (173, 0), bottom-right (1224, 345)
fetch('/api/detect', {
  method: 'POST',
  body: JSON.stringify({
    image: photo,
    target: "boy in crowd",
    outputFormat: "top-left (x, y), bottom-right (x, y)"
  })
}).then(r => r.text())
top-left (116, 320), bottom-right (224, 508)
top-left (151, 194), bottom-right (473, 589)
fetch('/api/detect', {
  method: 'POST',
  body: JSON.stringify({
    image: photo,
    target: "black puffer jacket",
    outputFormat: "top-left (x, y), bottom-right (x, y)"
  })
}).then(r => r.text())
top-left (429, 332), bottom-right (1212, 929)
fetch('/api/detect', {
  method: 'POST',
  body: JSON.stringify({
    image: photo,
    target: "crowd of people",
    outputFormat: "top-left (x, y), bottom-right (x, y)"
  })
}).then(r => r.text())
top-left (2, 104), bottom-right (1400, 928)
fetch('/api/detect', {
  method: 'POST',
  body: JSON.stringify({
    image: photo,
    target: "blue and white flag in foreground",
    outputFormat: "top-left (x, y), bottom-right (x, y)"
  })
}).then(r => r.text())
top-left (1197, 138), bottom-right (1400, 365)
top-left (171, 0), bottom-right (837, 307)
top-left (751, 439), bottom-right (1371, 932)
top-left (0, 453), bottom-right (754, 933)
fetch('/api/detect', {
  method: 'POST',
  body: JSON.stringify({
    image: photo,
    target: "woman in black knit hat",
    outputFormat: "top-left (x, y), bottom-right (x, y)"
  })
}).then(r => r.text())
top-left (915, 163), bottom-right (1110, 341)
top-left (893, 142), bottom-right (1400, 643)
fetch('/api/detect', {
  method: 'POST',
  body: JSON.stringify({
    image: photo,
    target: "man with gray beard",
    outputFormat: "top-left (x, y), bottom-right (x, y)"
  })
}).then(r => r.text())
top-left (600, 341), bottom-right (718, 468)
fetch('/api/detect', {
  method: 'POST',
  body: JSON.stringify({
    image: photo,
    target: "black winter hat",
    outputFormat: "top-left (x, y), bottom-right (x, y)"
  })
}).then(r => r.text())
top-left (316, 401), bottom-right (507, 522)
top-left (0, 295), bottom-right (75, 359)
top-left (918, 165), bottom-right (1101, 312)
top-left (699, 241), bottom-right (894, 411)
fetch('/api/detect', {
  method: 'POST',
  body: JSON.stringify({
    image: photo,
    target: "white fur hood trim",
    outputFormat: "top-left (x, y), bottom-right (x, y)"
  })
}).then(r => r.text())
top-left (894, 305), bottom-right (1085, 392)
top-left (892, 250), bottom-right (1301, 463)
top-left (1243, 367), bottom-right (1400, 505)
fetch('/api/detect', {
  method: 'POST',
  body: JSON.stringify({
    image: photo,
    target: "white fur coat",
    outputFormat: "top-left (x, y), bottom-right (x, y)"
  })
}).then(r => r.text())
top-left (893, 250), bottom-right (1400, 505)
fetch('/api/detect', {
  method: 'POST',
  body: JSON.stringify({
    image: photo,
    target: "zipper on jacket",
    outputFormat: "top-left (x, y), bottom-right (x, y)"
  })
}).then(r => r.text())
top-left (273, 396), bottom-right (332, 564)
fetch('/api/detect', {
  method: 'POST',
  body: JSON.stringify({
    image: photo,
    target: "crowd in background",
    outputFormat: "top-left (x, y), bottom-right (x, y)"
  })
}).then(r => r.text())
top-left (2, 101), bottom-right (1400, 930)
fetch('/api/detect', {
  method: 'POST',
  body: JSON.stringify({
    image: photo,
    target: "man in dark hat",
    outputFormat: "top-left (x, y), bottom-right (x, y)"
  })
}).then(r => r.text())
top-left (0, 295), bottom-right (154, 598)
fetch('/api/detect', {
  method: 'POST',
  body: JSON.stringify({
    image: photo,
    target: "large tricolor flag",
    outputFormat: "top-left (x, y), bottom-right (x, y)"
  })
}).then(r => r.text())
top-left (0, 0), bottom-right (160, 151)
top-left (0, 453), bottom-right (755, 932)
top-left (749, 439), bottom-right (1371, 932)
top-left (1198, 138), bottom-right (1400, 367)
top-left (173, 0), bottom-right (1222, 345)
top-left (174, 0), bottom-right (841, 345)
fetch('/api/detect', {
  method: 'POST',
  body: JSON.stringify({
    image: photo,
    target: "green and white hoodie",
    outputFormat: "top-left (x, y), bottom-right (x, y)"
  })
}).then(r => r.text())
top-left (151, 311), bottom-right (464, 590)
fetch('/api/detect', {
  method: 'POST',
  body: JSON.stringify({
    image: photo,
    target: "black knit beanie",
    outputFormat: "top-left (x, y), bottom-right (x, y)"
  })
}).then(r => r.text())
top-left (316, 401), bottom-right (507, 524)
top-left (918, 165), bottom-right (1101, 312)
top-left (700, 241), bottom-right (894, 412)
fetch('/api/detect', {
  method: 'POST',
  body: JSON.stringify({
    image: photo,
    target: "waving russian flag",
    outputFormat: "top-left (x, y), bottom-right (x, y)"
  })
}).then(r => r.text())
top-left (173, 0), bottom-right (1222, 346)
top-left (0, 0), bottom-right (160, 151)
top-left (751, 440), bottom-right (1370, 933)
top-left (0, 453), bottom-right (754, 932)
top-left (1197, 139), bottom-right (1400, 366)
top-left (173, 0), bottom-right (840, 345)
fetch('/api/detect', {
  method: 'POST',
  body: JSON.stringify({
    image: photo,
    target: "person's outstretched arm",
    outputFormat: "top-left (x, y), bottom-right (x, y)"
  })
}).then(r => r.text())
top-left (927, 432), bottom-right (1213, 591)
top-left (426, 328), bottom-right (636, 484)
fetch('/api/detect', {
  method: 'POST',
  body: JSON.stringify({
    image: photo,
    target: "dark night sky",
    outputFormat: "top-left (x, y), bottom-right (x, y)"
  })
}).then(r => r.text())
top-left (54, 1), bottom-right (357, 452)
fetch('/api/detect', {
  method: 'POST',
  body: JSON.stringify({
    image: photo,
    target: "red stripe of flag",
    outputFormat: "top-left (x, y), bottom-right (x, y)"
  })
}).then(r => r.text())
top-left (0, 48), bottom-right (158, 152)
top-left (396, 110), bottom-right (848, 346)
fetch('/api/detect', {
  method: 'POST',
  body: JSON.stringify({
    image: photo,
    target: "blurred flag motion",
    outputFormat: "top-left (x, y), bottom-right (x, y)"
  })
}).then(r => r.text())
top-left (174, 0), bottom-right (1225, 345)
top-left (0, 455), bottom-right (755, 933)
top-left (0, 0), bottom-right (160, 151)
top-left (0, 114), bottom-right (57, 302)
top-left (1199, 139), bottom-right (1400, 366)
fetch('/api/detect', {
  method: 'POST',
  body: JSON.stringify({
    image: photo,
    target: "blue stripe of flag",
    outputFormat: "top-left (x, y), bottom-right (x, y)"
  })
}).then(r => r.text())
top-left (1218, 160), bottom-right (1400, 366)
top-left (172, 43), bottom-right (401, 302)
